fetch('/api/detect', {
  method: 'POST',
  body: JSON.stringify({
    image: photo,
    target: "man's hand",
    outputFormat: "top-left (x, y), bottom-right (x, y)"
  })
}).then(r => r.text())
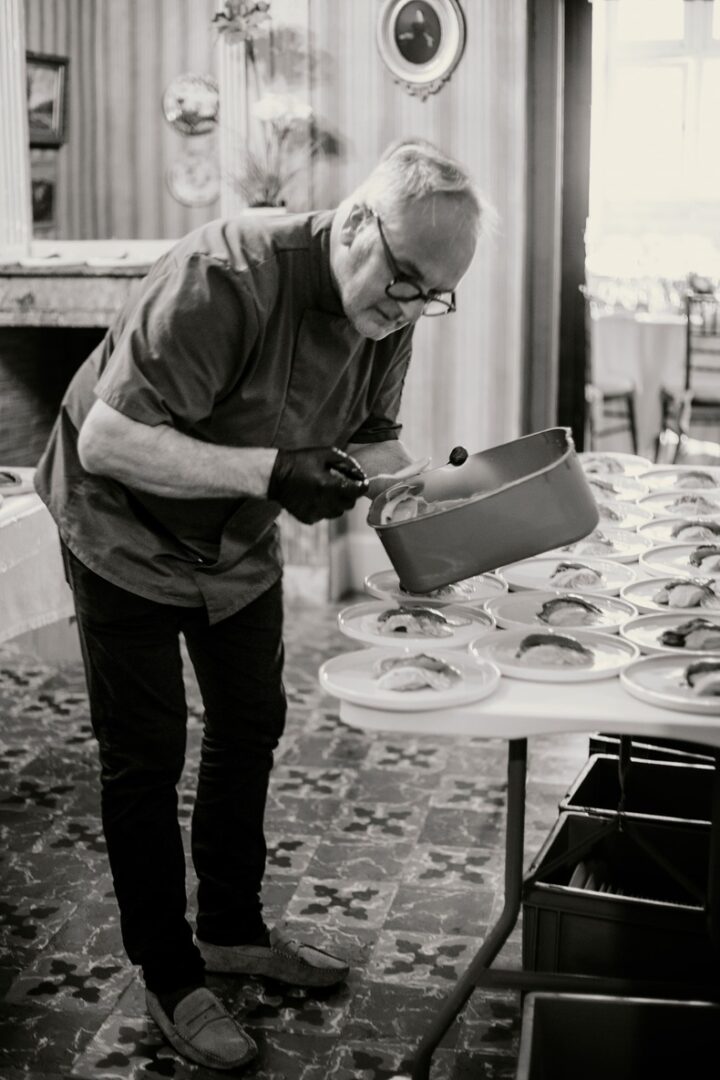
top-left (268, 446), bottom-right (369, 524)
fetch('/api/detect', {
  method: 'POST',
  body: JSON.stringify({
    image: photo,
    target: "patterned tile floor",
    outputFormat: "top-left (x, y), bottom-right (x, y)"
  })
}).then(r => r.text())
top-left (0, 597), bottom-right (590, 1080)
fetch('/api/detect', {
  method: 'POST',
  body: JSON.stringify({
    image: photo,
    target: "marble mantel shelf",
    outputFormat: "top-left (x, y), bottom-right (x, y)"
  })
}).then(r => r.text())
top-left (0, 240), bottom-right (174, 327)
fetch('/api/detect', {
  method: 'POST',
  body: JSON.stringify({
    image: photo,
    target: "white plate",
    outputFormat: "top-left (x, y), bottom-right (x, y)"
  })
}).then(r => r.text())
top-left (363, 569), bottom-right (508, 605)
top-left (549, 526), bottom-right (653, 563)
top-left (639, 543), bottom-right (720, 580)
top-left (586, 475), bottom-right (648, 502)
top-left (579, 451), bottom-right (653, 477)
top-left (594, 499), bottom-right (654, 529)
top-left (637, 517), bottom-right (720, 545)
top-left (619, 613), bottom-right (720, 656)
top-left (0, 466), bottom-right (35, 497)
top-left (638, 465), bottom-right (720, 492)
top-left (637, 491), bottom-right (720, 519)
top-left (337, 600), bottom-right (494, 650)
top-left (318, 645), bottom-right (502, 711)
top-left (469, 627), bottom-right (639, 682)
top-left (500, 556), bottom-right (637, 596)
top-left (483, 590), bottom-right (637, 634)
top-left (620, 575), bottom-right (720, 615)
top-left (620, 653), bottom-right (720, 715)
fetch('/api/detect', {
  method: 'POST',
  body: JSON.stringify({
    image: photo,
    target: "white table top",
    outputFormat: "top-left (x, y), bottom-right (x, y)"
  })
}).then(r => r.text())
top-left (338, 676), bottom-right (720, 748)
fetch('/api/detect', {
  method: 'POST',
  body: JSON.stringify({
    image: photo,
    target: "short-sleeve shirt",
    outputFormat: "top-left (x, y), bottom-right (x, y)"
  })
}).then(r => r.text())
top-left (35, 211), bottom-right (414, 623)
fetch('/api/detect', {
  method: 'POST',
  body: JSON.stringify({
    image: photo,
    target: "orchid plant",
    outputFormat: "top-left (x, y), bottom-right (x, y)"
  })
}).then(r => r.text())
top-left (233, 92), bottom-right (315, 207)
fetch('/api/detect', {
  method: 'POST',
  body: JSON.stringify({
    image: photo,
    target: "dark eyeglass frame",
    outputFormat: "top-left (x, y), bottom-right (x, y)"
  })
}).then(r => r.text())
top-left (370, 211), bottom-right (456, 317)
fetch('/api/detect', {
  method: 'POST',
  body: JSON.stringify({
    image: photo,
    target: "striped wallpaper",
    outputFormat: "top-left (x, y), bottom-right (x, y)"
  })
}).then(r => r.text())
top-left (22, 0), bottom-right (526, 455)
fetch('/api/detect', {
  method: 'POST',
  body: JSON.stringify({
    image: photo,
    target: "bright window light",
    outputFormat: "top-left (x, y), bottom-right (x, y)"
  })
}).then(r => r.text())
top-left (616, 0), bottom-right (684, 43)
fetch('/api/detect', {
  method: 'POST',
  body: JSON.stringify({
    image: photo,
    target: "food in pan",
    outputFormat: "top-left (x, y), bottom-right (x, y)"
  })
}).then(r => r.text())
top-left (666, 494), bottom-right (718, 515)
top-left (659, 617), bottom-right (720, 651)
top-left (684, 659), bottom-right (720, 697)
top-left (561, 529), bottom-right (614, 557)
top-left (373, 652), bottom-right (462, 691)
top-left (688, 545), bottom-right (720, 573)
top-left (582, 455), bottom-right (624, 475)
top-left (670, 519), bottom-right (720, 542)
top-left (515, 632), bottom-right (594, 668)
top-left (652, 578), bottom-right (720, 610)
top-left (548, 561), bottom-right (604, 589)
top-left (674, 470), bottom-right (717, 490)
top-left (0, 470), bottom-right (21, 489)
top-left (376, 605), bottom-right (470, 638)
top-left (379, 487), bottom-right (471, 524)
top-left (537, 595), bottom-right (603, 627)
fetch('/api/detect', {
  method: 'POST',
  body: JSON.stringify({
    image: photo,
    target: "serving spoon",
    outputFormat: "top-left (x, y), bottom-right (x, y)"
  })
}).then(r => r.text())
top-left (367, 445), bottom-right (468, 484)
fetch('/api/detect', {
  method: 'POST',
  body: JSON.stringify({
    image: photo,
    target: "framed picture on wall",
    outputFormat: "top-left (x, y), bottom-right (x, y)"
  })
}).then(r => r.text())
top-left (26, 51), bottom-right (69, 147)
top-left (30, 150), bottom-right (58, 235)
top-left (376, 0), bottom-right (465, 100)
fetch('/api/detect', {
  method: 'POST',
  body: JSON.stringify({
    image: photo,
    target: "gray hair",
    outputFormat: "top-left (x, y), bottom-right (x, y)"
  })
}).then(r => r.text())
top-left (354, 138), bottom-right (496, 240)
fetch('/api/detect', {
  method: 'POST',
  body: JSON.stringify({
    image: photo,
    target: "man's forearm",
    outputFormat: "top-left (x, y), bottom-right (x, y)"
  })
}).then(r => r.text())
top-left (78, 399), bottom-right (277, 498)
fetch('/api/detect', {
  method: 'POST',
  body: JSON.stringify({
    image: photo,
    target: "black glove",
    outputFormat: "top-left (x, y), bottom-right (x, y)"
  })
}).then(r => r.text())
top-left (268, 446), bottom-right (369, 524)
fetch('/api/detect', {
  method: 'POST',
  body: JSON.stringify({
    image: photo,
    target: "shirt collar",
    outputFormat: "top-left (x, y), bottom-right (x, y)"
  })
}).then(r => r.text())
top-left (310, 210), bottom-right (345, 316)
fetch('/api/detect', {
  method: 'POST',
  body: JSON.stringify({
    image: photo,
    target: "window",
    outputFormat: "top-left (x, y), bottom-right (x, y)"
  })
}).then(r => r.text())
top-left (588, 0), bottom-right (720, 284)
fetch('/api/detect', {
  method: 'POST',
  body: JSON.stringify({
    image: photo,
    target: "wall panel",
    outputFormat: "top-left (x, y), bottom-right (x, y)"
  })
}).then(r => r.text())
top-left (22, 0), bottom-right (526, 455)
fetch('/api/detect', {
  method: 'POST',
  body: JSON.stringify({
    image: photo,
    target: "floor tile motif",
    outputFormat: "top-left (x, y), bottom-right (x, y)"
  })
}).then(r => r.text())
top-left (0, 598), bottom-right (590, 1078)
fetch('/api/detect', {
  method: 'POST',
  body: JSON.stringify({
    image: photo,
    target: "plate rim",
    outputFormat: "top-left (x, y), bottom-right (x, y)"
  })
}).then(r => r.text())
top-left (468, 626), bottom-right (640, 682)
top-left (318, 644), bottom-right (502, 711)
top-left (337, 599), bottom-right (493, 648)
top-left (620, 652), bottom-right (720, 715)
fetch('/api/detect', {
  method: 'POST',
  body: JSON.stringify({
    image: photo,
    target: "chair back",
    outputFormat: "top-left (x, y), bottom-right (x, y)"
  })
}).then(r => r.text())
top-left (684, 291), bottom-right (720, 391)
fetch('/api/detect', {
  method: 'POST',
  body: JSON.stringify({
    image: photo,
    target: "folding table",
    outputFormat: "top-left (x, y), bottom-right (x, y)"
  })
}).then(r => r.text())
top-left (336, 676), bottom-right (720, 1080)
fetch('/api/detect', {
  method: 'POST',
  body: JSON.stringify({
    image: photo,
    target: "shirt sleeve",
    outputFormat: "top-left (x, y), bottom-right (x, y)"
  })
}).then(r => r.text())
top-left (348, 326), bottom-right (413, 444)
top-left (94, 254), bottom-right (259, 429)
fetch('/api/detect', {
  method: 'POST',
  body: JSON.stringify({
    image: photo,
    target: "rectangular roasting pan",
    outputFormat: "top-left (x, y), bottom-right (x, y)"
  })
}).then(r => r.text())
top-left (367, 428), bottom-right (599, 594)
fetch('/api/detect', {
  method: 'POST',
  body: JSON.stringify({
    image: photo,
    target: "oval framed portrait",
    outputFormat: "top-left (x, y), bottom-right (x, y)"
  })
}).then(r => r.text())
top-left (376, 0), bottom-right (466, 99)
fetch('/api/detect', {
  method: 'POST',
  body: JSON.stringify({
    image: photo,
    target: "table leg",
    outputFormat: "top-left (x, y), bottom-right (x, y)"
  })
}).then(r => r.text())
top-left (707, 750), bottom-right (720, 951)
top-left (410, 739), bottom-right (528, 1080)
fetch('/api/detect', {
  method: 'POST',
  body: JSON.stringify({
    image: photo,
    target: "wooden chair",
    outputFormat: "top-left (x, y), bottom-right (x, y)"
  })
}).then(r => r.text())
top-left (584, 295), bottom-right (639, 454)
top-left (659, 290), bottom-right (720, 458)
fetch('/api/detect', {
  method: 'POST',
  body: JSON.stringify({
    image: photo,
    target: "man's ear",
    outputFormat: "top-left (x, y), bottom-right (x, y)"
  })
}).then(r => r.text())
top-left (339, 203), bottom-right (371, 247)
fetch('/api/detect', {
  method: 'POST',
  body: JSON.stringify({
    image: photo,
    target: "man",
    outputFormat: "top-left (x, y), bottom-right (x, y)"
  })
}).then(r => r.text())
top-left (35, 138), bottom-right (485, 1070)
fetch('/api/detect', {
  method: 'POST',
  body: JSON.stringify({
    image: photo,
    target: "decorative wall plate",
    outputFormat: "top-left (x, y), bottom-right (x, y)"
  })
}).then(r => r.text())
top-left (376, 0), bottom-right (466, 100)
top-left (166, 149), bottom-right (220, 207)
top-left (162, 73), bottom-right (219, 135)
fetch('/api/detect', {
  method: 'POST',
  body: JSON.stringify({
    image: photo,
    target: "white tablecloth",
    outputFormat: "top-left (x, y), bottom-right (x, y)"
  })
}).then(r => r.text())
top-left (590, 310), bottom-right (686, 456)
top-left (0, 492), bottom-right (74, 645)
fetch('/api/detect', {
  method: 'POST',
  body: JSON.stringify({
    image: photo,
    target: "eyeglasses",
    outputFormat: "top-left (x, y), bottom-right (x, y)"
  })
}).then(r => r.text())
top-left (371, 211), bottom-right (456, 318)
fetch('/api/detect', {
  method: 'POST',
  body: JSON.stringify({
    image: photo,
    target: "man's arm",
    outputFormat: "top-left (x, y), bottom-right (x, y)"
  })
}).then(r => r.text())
top-left (78, 399), bottom-right (277, 498)
top-left (346, 439), bottom-right (418, 500)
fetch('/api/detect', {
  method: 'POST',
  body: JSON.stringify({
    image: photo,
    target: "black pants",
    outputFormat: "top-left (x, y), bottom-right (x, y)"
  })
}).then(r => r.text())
top-left (62, 544), bottom-right (286, 993)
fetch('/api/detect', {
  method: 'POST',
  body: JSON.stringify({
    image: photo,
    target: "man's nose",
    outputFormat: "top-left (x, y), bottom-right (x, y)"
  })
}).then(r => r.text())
top-left (395, 296), bottom-right (425, 321)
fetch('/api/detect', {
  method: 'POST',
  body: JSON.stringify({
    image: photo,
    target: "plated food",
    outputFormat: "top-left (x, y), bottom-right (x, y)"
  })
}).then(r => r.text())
top-left (337, 600), bottom-right (493, 650)
top-left (318, 645), bottom-right (501, 711)
top-left (638, 465), bottom-right (720, 492)
top-left (620, 612), bottom-right (720, 655)
top-left (363, 569), bottom-right (507, 606)
top-left (578, 451), bottom-right (652, 477)
top-left (469, 627), bottom-right (639, 682)
top-left (593, 499), bottom-right (654, 530)
top-left (637, 517), bottom-right (720, 545)
top-left (639, 543), bottom-right (720, 580)
top-left (638, 491), bottom-right (720, 518)
top-left (620, 653), bottom-right (720, 714)
top-left (484, 590), bottom-right (637, 634)
top-left (551, 526), bottom-right (652, 563)
top-left (0, 466), bottom-right (35, 496)
top-left (620, 575), bottom-right (720, 615)
top-left (500, 555), bottom-right (637, 596)
top-left (586, 474), bottom-right (648, 502)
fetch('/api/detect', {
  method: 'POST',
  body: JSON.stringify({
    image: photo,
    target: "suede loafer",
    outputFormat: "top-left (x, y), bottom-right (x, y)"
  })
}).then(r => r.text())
top-left (146, 986), bottom-right (257, 1070)
top-left (196, 926), bottom-right (350, 987)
